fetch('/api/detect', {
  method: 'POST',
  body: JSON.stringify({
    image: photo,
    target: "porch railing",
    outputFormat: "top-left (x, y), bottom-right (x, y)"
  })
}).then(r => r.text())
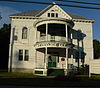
top-left (38, 36), bottom-right (67, 42)
top-left (35, 41), bottom-right (72, 48)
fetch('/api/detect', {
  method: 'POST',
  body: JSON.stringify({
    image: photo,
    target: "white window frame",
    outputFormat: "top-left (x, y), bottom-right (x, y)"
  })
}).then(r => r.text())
top-left (22, 27), bottom-right (28, 39)
top-left (18, 49), bottom-right (29, 61)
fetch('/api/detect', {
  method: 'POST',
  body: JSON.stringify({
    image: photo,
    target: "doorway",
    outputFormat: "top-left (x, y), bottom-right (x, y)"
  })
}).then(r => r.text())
top-left (48, 53), bottom-right (58, 68)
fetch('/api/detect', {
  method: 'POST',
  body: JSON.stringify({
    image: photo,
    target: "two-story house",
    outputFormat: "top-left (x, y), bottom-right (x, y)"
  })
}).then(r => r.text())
top-left (8, 3), bottom-right (94, 76)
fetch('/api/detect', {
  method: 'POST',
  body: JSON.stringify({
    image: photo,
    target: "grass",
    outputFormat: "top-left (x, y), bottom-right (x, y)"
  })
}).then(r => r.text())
top-left (0, 72), bottom-right (100, 87)
top-left (0, 72), bottom-right (38, 78)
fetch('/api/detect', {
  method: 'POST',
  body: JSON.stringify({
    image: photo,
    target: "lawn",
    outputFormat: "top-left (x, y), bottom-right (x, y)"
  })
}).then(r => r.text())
top-left (0, 72), bottom-right (100, 87)
top-left (0, 72), bottom-right (38, 78)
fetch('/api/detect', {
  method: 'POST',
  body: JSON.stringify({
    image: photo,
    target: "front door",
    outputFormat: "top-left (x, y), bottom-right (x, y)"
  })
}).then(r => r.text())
top-left (48, 54), bottom-right (58, 68)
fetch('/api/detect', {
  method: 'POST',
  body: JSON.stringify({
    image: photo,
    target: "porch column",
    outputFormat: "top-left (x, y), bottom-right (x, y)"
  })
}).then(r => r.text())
top-left (36, 27), bottom-right (37, 42)
top-left (77, 39), bottom-right (80, 72)
top-left (44, 23), bottom-right (48, 69)
top-left (45, 47), bottom-right (47, 69)
top-left (65, 48), bottom-right (68, 75)
top-left (35, 49), bottom-right (37, 68)
top-left (46, 23), bottom-right (48, 41)
top-left (66, 24), bottom-right (68, 74)
top-left (66, 24), bottom-right (68, 42)
top-left (71, 33), bottom-right (73, 44)
top-left (66, 48), bottom-right (68, 69)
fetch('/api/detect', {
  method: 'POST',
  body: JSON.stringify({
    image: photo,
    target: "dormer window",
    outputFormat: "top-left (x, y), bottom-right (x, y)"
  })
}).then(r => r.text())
top-left (56, 13), bottom-right (58, 17)
top-left (48, 13), bottom-right (50, 17)
top-left (51, 13), bottom-right (54, 17)
top-left (48, 13), bottom-right (58, 17)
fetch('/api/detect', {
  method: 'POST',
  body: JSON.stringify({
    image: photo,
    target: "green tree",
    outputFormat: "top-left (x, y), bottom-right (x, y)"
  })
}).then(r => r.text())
top-left (0, 24), bottom-right (11, 70)
top-left (93, 39), bottom-right (100, 59)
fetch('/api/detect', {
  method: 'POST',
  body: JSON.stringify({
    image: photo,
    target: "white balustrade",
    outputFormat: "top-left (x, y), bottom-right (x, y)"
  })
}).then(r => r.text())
top-left (38, 36), bottom-right (67, 42)
top-left (35, 36), bottom-right (72, 48)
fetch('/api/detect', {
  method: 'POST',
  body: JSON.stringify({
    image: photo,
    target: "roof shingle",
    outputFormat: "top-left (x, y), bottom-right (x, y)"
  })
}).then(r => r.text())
top-left (10, 10), bottom-right (42, 16)
top-left (10, 3), bottom-right (94, 21)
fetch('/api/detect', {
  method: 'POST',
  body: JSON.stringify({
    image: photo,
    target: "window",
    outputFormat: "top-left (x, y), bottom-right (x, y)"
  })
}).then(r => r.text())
top-left (24, 50), bottom-right (29, 61)
top-left (51, 13), bottom-right (54, 17)
top-left (22, 27), bottom-right (27, 39)
top-left (48, 13), bottom-right (58, 17)
top-left (56, 13), bottom-right (58, 17)
top-left (18, 49), bottom-right (29, 61)
top-left (48, 13), bottom-right (50, 17)
top-left (19, 50), bottom-right (23, 61)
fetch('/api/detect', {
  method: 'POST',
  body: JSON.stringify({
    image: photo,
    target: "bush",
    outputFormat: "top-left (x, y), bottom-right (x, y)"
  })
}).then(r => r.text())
top-left (78, 64), bottom-right (89, 75)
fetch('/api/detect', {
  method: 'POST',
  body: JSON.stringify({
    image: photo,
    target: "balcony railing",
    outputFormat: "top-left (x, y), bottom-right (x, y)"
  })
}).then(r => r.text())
top-left (35, 36), bottom-right (72, 48)
top-left (38, 36), bottom-right (67, 42)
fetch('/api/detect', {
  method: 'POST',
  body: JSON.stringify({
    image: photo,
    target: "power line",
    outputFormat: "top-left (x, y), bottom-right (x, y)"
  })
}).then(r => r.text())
top-left (0, 0), bottom-right (100, 10)
top-left (53, 0), bottom-right (100, 5)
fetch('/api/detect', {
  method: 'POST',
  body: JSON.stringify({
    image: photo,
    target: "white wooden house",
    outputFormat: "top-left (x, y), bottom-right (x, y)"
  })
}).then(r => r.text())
top-left (8, 3), bottom-right (94, 76)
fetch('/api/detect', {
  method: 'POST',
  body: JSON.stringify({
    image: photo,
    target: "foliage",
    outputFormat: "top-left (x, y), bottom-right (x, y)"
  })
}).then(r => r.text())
top-left (78, 64), bottom-right (89, 75)
top-left (0, 24), bottom-right (11, 69)
top-left (93, 39), bottom-right (100, 59)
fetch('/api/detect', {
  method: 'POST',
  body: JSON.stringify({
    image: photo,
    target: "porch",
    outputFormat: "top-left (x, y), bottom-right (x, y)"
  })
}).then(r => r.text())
top-left (34, 21), bottom-right (74, 76)
top-left (34, 48), bottom-right (70, 76)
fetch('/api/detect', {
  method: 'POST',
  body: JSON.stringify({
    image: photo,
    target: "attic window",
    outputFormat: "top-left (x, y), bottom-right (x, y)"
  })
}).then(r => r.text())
top-left (51, 10), bottom-right (54, 11)
top-left (56, 13), bottom-right (58, 17)
top-left (51, 13), bottom-right (54, 17)
top-left (48, 13), bottom-right (58, 17)
top-left (48, 13), bottom-right (50, 17)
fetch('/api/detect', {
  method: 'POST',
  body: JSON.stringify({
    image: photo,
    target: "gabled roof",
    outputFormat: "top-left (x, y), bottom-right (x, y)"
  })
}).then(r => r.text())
top-left (10, 3), bottom-right (55, 17)
top-left (10, 10), bottom-right (42, 17)
top-left (10, 3), bottom-right (94, 21)
top-left (67, 12), bottom-right (93, 20)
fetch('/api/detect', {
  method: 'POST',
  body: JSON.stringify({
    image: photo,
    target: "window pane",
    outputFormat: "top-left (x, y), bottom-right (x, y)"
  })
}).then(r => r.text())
top-left (19, 50), bottom-right (23, 61)
top-left (22, 27), bottom-right (27, 39)
top-left (24, 50), bottom-right (29, 61)
top-left (56, 13), bottom-right (58, 17)
top-left (48, 13), bottom-right (50, 17)
top-left (51, 13), bottom-right (54, 17)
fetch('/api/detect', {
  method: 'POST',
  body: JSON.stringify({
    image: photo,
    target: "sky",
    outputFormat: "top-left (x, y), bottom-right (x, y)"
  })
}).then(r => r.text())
top-left (0, 0), bottom-right (100, 41)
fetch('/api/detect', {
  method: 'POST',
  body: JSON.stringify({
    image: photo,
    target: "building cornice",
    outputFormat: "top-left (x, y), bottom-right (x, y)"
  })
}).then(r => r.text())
top-left (9, 16), bottom-right (40, 19)
top-left (10, 16), bottom-right (95, 23)
top-left (72, 19), bottom-right (95, 23)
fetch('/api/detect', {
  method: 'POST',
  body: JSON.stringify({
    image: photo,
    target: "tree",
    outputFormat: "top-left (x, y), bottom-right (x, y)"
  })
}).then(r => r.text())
top-left (0, 24), bottom-right (11, 70)
top-left (93, 39), bottom-right (100, 59)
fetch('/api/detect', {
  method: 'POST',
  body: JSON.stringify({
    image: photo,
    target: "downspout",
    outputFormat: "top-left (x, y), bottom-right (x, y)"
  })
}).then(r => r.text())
top-left (9, 27), bottom-right (15, 72)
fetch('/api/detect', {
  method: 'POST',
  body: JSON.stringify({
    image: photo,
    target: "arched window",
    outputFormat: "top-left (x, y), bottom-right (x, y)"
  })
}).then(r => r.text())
top-left (22, 27), bottom-right (27, 39)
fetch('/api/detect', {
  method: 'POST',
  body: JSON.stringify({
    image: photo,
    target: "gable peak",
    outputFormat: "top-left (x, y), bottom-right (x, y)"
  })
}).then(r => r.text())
top-left (52, 2), bottom-right (56, 5)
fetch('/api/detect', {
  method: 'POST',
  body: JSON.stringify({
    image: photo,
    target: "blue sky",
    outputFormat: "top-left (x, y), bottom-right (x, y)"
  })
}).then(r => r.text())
top-left (0, 0), bottom-right (100, 41)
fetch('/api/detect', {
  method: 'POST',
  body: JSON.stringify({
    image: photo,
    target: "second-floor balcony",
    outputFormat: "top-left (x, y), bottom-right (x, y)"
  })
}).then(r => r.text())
top-left (38, 36), bottom-right (66, 42)
top-left (35, 23), bottom-right (73, 48)
top-left (35, 36), bottom-right (72, 48)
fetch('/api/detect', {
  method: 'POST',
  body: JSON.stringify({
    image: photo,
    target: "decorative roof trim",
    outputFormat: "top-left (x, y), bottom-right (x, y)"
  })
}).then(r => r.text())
top-left (9, 16), bottom-right (40, 19)
top-left (35, 3), bottom-right (55, 17)
top-left (10, 16), bottom-right (95, 23)
top-left (9, 2), bottom-right (95, 23)
top-left (73, 19), bottom-right (95, 23)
